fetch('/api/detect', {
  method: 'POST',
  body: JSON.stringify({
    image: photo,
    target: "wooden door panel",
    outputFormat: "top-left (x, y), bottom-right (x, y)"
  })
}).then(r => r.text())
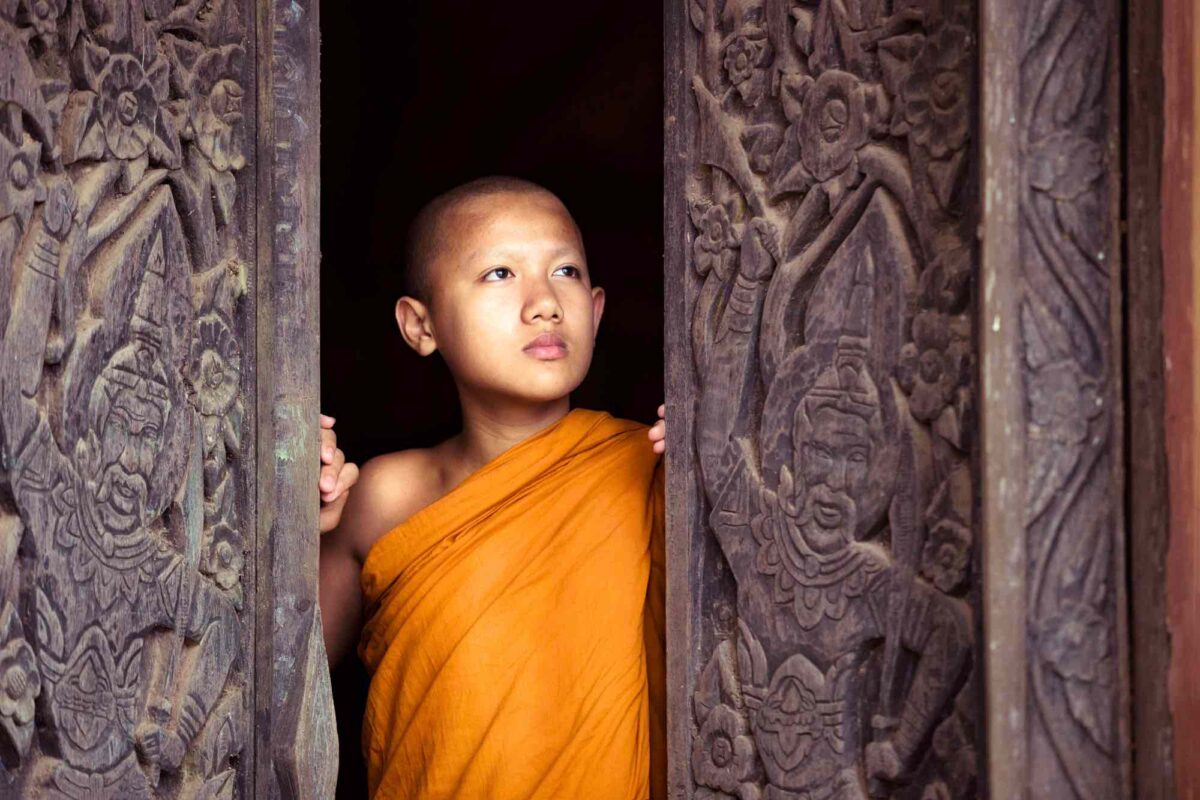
top-left (666, 3), bottom-right (983, 797)
top-left (0, 1), bottom-right (332, 796)
top-left (665, 1), bottom-right (1130, 797)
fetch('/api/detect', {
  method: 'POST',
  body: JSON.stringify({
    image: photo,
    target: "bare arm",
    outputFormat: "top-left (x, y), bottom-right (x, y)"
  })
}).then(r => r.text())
top-left (319, 448), bottom-right (432, 669)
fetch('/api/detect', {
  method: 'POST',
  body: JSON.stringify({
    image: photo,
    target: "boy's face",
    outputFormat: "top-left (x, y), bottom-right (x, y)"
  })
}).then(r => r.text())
top-left (403, 191), bottom-right (604, 405)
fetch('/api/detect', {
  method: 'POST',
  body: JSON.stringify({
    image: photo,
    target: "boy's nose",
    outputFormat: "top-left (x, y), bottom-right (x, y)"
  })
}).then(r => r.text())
top-left (523, 283), bottom-right (563, 323)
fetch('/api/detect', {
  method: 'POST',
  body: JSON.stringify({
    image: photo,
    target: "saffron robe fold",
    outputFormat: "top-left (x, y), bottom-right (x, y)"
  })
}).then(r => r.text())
top-left (359, 409), bottom-right (666, 800)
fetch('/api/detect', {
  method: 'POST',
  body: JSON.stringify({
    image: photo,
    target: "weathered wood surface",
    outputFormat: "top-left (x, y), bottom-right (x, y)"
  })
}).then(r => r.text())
top-left (667, 0), bottom-right (1137, 797)
top-left (666, 1), bottom-right (982, 797)
top-left (1125, 0), bottom-right (1173, 797)
top-left (0, 0), bottom-right (333, 796)
top-left (1161, 0), bottom-right (1199, 796)
top-left (255, 0), bottom-right (336, 797)
top-left (981, 0), bottom-right (1130, 797)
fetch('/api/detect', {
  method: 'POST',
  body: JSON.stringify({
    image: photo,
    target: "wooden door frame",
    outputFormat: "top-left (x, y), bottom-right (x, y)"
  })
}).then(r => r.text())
top-left (255, 0), bottom-right (337, 798)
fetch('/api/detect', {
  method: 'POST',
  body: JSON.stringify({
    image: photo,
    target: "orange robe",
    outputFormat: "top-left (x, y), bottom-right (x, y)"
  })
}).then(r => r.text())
top-left (359, 409), bottom-right (665, 800)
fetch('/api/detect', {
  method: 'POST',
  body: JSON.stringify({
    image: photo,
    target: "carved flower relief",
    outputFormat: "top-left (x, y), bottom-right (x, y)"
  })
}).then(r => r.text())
top-left (0, 636), bottom-right (40, 729)
top-left (204, 522), bottom-right (244, 596)
top-left (722, 30), bottom-right (773, 107)
top-left (692, 203), bottom-right (739, 281)
top-left (796, 70), bottom-right (871, 208)
top-left (920, 518), bottom-right (970, 594)
top-left (1039, 601), bottom-right (1109, 684)
top-left (181, 44), bottom-right (248, 173)
top-left (0, 124), bottom-right (46, 231)
top-left (895, 24), bottom-right (971, 159)
top-left (920, 240), bottom-right (972, 314)
top-left (1027, 360), bottom-right (1101, 446)
top-left (58, 43), bottom-right (179, 189)
top-left (1038, 600), bottom-right (1114, 751)
top-left (0, 603), bottom-right (41, 757)
top-left (194, 312), bottom-right (242, 417)
top-left (96, 55), bottom-right (160, 160)
top-left (17, 0), bottom-right (66, 49)
top-left (693, 704), bottom-right (761, 800)
top-left (1024, 328), bottom-right (1104, 519)
top-left (897, 310), bottom-right (971, 425)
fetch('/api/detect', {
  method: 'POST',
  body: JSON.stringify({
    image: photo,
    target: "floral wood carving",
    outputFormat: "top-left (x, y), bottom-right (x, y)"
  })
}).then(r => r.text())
top-left (1018, 0), bottom-right (1124, 796)
top-left (683, 1), bottom-right (980, 798)
top-left (0, 0), bottom-right (251, 796)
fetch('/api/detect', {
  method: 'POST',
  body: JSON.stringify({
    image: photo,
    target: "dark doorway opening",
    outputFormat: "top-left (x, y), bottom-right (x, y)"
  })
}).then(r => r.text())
top-left (320, 4), bottom-right (664, 794)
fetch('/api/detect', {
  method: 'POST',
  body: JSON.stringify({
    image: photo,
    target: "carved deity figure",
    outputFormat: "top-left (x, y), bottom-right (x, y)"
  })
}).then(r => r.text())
top-left (0, 172), bottom-right (238, 798)
top-left (693, 220), bottom-right (970, 800)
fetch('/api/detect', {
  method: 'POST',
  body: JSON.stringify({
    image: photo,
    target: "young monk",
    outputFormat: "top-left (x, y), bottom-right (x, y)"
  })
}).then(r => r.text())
top-left (314, 176), bottom-right (668, 800)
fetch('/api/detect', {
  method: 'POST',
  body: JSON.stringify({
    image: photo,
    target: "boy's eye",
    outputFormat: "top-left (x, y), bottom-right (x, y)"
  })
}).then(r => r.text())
top-left (482, 267), bottom-right (513, 281)
top-left (553, 264), bottom-right (581, 279)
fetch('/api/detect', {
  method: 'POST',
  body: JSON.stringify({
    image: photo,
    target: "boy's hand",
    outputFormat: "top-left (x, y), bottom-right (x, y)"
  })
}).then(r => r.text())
top-left (319, 414), bottom-right (360, 534)
top-left (648, 404), bottom-right (666, 454)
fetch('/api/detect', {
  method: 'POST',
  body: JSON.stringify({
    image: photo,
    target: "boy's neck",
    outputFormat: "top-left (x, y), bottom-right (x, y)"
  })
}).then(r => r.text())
top-left (451, 393), bottom-right (572, 474)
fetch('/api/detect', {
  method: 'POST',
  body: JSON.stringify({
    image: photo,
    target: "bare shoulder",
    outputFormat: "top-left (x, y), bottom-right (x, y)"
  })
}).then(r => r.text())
top-left (331, 447), bottom-right (449, 563)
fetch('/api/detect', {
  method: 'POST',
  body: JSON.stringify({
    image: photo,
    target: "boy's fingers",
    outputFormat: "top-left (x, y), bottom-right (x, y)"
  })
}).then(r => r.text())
top-left (327, 462), bottom-right (360, 503)
top-left (657, 404), bottom-right (665, 419)
top-left (319, 413), bottom-right (336, 428)
top-left (321, 450), bottom-right (347, 495)
top-left (652, 440), bottom-right (665, 454)
top-left (319, 493), bottom-right (348, 534)
top-left (320, 428), bottom-right (337, 461)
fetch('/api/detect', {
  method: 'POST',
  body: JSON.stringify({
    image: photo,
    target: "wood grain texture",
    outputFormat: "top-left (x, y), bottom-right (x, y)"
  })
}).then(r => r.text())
top-left (254, 0), bottom-right (336, 797)
top-left (1125, 0), bottom-right (1174, 796)
top-left (1162, 0), bottom-right (1199, 796)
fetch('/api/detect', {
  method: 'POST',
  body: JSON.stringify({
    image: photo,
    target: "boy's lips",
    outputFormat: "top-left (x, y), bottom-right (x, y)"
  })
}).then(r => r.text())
top-left (523, 332), bottom-right (568, 360)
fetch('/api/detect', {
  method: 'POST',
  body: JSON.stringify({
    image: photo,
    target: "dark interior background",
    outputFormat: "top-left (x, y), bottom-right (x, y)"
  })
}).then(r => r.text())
top-left (320, 3), bottom-right (663, 794)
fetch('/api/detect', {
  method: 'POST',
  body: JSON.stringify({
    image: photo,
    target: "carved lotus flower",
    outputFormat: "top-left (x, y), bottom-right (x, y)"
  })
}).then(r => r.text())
top-left (693, 704), bottom-right (759, 798)
top-left (693, 204), bottom-right (739, 280)
top-left (97, 55), bottom-right (161, 161)
top-left (0, 637), bottom-right (40, 727)
top-left (194, 312), bottom-right (242, 417)
top-left (899, 24), bottom-right (971, 158)
top-left (897, 310), bottom-right (971, 423)
top-left (723, 31), bottom-right (772, 107)
top-left (920, 518), bottom-right (971, 593)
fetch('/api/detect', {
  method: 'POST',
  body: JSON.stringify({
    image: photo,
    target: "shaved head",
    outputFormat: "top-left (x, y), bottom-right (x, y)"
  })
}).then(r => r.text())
top-left (403, 176), bottom-right (576, 303)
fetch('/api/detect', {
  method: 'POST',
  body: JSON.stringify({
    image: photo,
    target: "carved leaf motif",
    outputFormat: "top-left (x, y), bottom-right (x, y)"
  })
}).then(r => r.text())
top-left (1064, 677), bottom-right (1113, 754)
top-left (1028, 131), bottom-right (1103, 200)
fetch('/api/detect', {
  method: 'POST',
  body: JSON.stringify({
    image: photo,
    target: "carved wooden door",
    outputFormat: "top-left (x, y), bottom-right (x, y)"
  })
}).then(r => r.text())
top-left (0, 1), bottom-right (334, 798)
top-left (665, 1), bottom-right (1130, 798)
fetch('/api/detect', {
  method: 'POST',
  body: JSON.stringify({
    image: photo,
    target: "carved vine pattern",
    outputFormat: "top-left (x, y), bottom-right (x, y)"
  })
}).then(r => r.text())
top-left (685, 1), bottom-right (978, 798)
top-left (1019, 1), bottom-right (1121, 797)
top-left (0, 0), bottom-right (250, 796)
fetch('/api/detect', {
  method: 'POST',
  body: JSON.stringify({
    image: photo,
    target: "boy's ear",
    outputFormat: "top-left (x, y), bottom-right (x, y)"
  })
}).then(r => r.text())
top-left (590, 286), bottom-right (605, 337)
top-left (395, 296), bottom-right (438, 356)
